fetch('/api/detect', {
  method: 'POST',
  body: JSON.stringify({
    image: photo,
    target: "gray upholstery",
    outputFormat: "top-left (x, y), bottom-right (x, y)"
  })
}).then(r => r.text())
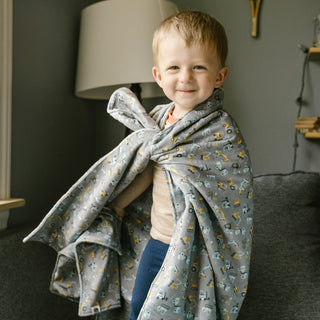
top-left (0, 226), bottom-right (83, 320)
top-left (238, 171), bottom-right (320, 320)
top-left (1, 171), bottom-right (319, 320)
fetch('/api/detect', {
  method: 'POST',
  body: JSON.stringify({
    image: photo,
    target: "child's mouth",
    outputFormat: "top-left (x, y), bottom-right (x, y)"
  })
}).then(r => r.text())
top-left (177, 89), bottom-right (196, 93)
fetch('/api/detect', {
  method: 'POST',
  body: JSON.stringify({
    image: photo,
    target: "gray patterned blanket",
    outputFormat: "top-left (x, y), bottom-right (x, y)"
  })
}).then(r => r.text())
top-left (24, 87), bottom-right (253, 319)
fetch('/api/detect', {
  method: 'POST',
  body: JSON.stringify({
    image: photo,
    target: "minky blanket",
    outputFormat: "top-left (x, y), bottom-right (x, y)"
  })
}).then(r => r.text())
top-left (24, 87), bottom-right (253, 319)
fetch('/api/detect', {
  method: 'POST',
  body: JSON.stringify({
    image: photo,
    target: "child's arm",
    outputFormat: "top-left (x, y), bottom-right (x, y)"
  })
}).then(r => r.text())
top-left (108, 162), bottom-right (154, 218)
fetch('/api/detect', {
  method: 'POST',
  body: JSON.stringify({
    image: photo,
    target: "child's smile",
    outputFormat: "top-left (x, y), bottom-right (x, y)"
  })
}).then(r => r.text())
top-left (153, 30), bottom-right (228, 118)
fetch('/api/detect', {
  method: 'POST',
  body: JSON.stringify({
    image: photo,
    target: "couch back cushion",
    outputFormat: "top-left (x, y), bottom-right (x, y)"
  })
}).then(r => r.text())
top-left (238, 171), bottom-right (320, 320)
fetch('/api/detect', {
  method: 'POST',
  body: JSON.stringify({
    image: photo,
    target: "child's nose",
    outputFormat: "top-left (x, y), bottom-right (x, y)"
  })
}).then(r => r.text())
top-left (179, 69), bottom-right (193, 82)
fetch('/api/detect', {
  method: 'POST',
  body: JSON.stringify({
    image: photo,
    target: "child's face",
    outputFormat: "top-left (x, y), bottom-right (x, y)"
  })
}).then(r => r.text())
top-left (153, 30), bottom-right (229, 118)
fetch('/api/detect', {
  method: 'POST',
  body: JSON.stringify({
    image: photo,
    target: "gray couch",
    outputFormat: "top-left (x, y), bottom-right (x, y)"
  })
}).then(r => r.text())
top-left (1, 171), bottom-right (319, 320)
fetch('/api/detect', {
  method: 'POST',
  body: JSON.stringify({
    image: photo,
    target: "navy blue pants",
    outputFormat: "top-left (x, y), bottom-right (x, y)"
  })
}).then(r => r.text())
top-left (129, 237), bottom-right (169, 320)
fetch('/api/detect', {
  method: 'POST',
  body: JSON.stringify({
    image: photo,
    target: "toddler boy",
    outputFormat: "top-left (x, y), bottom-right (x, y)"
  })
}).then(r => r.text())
top-left (109, 11), bottom-right (252, 320)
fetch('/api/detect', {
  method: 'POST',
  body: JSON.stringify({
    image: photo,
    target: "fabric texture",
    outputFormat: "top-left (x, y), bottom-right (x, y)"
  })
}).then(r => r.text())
top-left (23, 87), bottom-right (253, 319)
top-left (238, 171), bottom-right (320, 320)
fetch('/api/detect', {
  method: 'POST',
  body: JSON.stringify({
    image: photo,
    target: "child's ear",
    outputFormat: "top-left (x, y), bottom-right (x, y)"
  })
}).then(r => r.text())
top-left (152, 66), bottom-right (163, 88)
top-left (214, 66), bottom-right (229, 88)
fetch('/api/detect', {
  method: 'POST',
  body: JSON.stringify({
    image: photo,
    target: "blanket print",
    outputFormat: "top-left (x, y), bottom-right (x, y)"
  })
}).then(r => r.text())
top-left (24, 87), bottom-right (253, 319)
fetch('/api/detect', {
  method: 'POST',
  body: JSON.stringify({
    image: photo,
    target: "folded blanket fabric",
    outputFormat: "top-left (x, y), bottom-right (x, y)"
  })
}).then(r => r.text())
top-left (24, 87), bottom-right (253, 319)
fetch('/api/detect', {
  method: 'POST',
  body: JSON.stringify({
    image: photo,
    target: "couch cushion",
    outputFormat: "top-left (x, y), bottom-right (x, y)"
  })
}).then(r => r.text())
top-left (0, 226), bottom-right (81, 320)
top-left (238, 171), bottom-right (320, 320)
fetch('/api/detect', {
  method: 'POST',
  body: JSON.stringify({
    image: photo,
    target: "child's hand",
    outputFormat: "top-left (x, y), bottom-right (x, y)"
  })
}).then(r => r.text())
top-left (112, 207), bottom-right (126, 219)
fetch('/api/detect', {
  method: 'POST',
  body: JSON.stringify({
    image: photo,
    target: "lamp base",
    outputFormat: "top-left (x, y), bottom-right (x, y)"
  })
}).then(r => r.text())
top-left (130, 83), bottom-right (142, 102)
top-left (125, 83), bottom-right (142, 136)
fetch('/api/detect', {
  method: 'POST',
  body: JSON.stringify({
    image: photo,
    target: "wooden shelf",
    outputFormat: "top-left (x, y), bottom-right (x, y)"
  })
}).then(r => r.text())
top-left (293, 51), bottom-right (320, 138)
top-left (305, 131), bottom-right (320, 139)
top-left (295, 117), bottom-right (320, 139)
top-left (308, 47), bottom-right (320, 60)
top-left (0, 198), bottom-right (25, 212)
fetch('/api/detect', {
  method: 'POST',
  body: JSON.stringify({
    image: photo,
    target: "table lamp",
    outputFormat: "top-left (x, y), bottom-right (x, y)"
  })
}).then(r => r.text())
top-left (75, 0), bottom-right (179, 101)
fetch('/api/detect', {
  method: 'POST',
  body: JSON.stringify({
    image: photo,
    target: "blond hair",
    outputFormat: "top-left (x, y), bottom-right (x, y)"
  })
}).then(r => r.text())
top-left (152, 11), bottom-right (228, 67)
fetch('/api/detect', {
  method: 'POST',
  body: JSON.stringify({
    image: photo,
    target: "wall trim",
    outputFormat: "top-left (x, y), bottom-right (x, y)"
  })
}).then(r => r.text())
top-left (0, 0), bottom-right (13, 228)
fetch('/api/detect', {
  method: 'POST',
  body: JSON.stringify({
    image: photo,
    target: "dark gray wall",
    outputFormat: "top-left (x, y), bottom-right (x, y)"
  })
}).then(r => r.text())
top-left (10, 0), bottom-right (320, 228)
top-left (172, 0), bottom-right (320, 174)
top-left (10, 0), bottom-right (98, 227)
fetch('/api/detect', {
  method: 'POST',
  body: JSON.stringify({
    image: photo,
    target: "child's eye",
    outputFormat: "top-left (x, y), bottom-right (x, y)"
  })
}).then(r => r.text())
top-left (169, 66), bottom-right (179, 70)
top-left (194, 65), bottom-right (206, 70)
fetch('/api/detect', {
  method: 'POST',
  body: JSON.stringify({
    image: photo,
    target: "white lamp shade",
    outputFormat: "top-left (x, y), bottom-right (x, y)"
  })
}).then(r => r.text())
top-left (75, 0), bottom-right (179, 99)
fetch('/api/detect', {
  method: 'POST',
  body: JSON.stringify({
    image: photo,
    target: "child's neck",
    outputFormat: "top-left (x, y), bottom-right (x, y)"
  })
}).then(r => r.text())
top-left (172, 104), bottom-right (193, 119)
top-left (166, 107), bottom-right (179, 124)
